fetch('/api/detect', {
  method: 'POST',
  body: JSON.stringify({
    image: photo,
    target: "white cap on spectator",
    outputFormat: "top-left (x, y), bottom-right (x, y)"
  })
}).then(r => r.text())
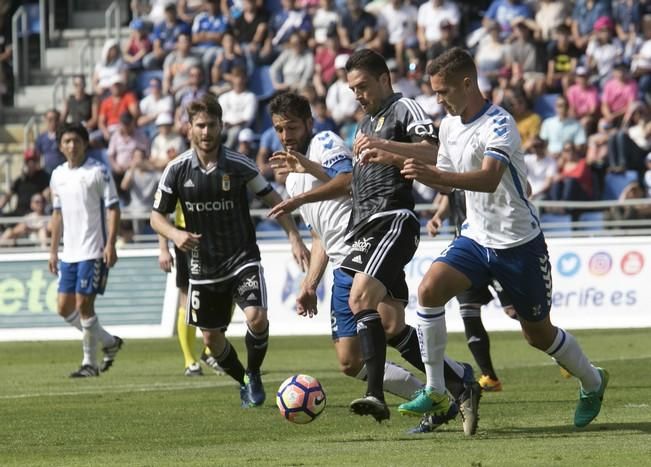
top-left (334, 54), bottom-right (349, 70)
top-left (576, 66), bottom-right (588, 76)
top-left (110, 74), bottom-right (125, 86)
top-left (238, 128), bottom-right (255, 143)
top-left (156, 112), bottom-right (174, 126)
top-left (386, 59), bottom-right (398, 72)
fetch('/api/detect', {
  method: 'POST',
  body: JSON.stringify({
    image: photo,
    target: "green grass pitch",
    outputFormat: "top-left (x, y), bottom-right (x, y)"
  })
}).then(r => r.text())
top-left (1, 329), bottom-right (650, 466)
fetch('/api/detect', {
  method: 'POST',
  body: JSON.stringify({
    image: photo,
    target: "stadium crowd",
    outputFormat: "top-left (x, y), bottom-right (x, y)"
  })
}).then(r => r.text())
top-left (1, 0), bottom-right (651, 246)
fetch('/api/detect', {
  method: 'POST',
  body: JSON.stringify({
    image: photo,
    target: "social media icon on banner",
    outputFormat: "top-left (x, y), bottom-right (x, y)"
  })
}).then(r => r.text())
top-left (589, 252), bottom-right (612, 276)
top-left (557, 252), bottom-right (580, 277)
top-left (621, 251), bottom-right (644, 276)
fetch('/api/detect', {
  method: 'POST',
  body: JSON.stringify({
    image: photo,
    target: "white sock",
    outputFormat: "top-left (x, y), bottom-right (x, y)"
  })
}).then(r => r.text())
top-left (95, 323), bottom-right (116, 348)
top-left (64, 310), bottom-right (82, 331)
top-left (416, 306), bottom-right (447, 394)
top-left (545, 328), bottom-right (601, 392)
top-left (80, 316), bottom-right (100, 368)
top-left (354, 363), bottom-right (424, 400)
top-left (444, 355), bottom-right (465, 379)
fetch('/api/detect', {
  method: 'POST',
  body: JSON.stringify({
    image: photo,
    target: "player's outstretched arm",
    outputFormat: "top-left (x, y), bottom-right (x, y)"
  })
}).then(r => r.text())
top-left (48, 209), bottom-right (62, 275)
top-left (158, 234), bottom-right (174, 273)
top-left (402, 157), bottom-right (506, 193)
top-left (296, 230), bottom-right (328, 318)
top-left (354, 134), bottom-right (438, 167)
top-left (270, 150), bottom-right (331, 182)
top-left (103, 206), bottom-right (120, 268)
top-left (260, 190), bottom-right (310, 272)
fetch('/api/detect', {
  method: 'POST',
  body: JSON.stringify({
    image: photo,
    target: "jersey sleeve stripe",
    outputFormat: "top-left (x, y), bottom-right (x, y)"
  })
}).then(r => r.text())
top-left (158, 151), bottom-right (192, 193)
top-left (486, 146), bottom-right (510, 159)
top-left (485, 152), bottom-right (509, 165)
top-left (225, 150), bottom-right (259, 171)
top-left (399, 97), bottom-right (429, 123)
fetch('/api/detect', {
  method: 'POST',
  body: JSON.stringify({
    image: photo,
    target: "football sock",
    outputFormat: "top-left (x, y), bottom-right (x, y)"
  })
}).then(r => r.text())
top-left (355, 309), bottom-right (386, 401)
top-left (80, 316), bottom-right (100, 368)
top-left (545, 328), bottom-right (601, 392)
top-left (64, 309), bottom-right (82, 330)
top-left (387, 325), bottom-right (425, 372)
top-left (215, 339), bottom-right (246, 385)
top-left (416, 306), bottom-right (447, 394)
top-left (355, 362), bottom-right (423, 400)
top-left (462, 315), bottom-right (498, 380)
top-left (177, 306), bottom-right (198, 367)
top-left (245, 322), bottom-right (269, 372)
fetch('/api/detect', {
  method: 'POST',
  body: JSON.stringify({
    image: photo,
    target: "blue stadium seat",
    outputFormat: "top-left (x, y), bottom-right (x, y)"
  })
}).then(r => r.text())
top-left (576, 211), bottom-right (605, 231)
top-left (540, 213), bottom-right (573, 233)
top-left (15, 3), bottom-right (40, 37)
top-left (533, 94), bottom-right (559, 120)
top-left (602, 171), bottom-right (639, 200)
top-left (249, 66), bottom-right (275, 101)
top-left (135, 70), bottom-right (164, 97)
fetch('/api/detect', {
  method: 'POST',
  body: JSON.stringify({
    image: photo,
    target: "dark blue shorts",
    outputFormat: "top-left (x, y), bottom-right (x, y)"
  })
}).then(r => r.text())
top-left (58, 258), bottom-right (108, 296)
top-left (330, 268), bottom-right (357, 340)
top-left (435, 233), bottom-right (551, 321)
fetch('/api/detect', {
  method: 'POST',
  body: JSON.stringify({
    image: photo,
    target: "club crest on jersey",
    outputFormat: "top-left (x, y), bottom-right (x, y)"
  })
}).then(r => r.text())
top-left (375, 117), bottom-right (385, 133)
top-left (222, 174), bottom-right (231, 191)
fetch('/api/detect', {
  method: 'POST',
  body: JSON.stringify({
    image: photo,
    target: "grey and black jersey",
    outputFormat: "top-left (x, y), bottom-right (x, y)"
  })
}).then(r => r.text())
top-left (153, 147), bottom-right (273, 281)
top-left (348, 93), bottom-right (436, 236)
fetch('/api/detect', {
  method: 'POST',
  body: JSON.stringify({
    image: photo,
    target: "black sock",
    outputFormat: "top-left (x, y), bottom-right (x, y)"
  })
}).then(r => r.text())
top-left (463, 316), bottom-right (498, 380)
top-left (215, 340), bottom-right (246, 385)
top-left (355, 309), bottom-right (386, 401)
top-left (387, 325), bottom-right (425, 373)
top-left (245, 323), bottom-right (269, 373)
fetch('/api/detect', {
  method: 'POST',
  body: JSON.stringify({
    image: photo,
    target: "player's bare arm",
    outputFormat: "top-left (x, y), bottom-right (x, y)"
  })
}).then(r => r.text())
top-left (150, 210), bottom-right (202, 253)
top-left (158, 234), bottom-right (174, 273)
top-left (48, 208), bottom-right (62, 275)
top-left (354, 134), bottom-right (438, 167)
top-left (427, 193), bottom-right (450, 237)
top-left (402, 156), bottom-right (506, 193)
top-left (260, 190), bottom-right (310, 272)
top-left (296, 230), bottom-right (329, 318)
top-left (269, 149), bottom-right (331, 182)
top-left (267, 173), bottom-right (352, 219)
top-left (103, 206), bottom-right (120, 268)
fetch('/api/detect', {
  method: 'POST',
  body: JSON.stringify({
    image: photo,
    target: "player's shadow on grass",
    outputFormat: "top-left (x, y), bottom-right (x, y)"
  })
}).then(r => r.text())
top-left (489, 422), bottom-right (651, 436)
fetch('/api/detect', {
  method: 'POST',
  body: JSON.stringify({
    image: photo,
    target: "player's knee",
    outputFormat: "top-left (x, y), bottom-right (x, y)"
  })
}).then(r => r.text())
top-left (417, 279), bottom-right (443, 307)
top-left (381, 319), bottom-right (402, 339)
top-left (339, 358), bottom-right (362, 377)
top-left (246, 309), bottom-right (268, 332)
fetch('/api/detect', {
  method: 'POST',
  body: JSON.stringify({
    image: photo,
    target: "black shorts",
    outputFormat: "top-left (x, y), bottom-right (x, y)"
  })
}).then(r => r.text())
top-left (457, 279), bottom-right (512, 317)
top-left (340, 213), bottom-right (420, 303)
top-left (175, 246), bottom-right (189, 289)
top-left (186, 264), bottom-right (267, 330)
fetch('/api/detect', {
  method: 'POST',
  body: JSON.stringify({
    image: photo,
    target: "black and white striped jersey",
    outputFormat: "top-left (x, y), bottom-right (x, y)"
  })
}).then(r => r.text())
top-left (447, 190), bottom-right (467, 238)
top-left (153, 147), bottom-right (273, 281)
top-left (348, 93), bottom-right (436, 235)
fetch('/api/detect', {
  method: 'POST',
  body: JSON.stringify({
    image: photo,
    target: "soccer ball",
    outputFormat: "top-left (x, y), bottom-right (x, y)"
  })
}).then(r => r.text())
top-left (276, 374), bottom-right (326, 424)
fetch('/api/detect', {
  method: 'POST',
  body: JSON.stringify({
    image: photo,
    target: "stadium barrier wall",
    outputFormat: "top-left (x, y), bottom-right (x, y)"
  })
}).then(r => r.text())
top-left (0, 237), bottom-right (649, 341)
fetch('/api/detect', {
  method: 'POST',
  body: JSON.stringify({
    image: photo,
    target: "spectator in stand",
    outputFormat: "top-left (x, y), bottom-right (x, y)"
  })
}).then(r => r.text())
top-left (607, 101), bottom-right (651, 174)
top-left (535, 0), bottom-right (569, 42)
top-left (613, 0), bottom-right (643, 44)
top-left (504, 89), bottom-right (541, 152)
top-left (585, 119), bottom-right (616, 169)
top-left (524, 136), bottom-right (558, 200)
top-left (632, 15), bottom-right (651, 101)
top-left (325, 54), bottom-right (358, 126)
top-left (256, 125), bottom-right (283, 180)
top-left (417, 0), bottom-right (460, 57)
top-left (96, 75), bottom-right (140, 144)
top-left (120, 148), bottom-right (159, 235)
top-left (163, 33), bottom-right (201, 100)
top-left (377, 0), bottom-right (417, 73)
top-left (605, 180), bottom-right (651, 224)
top-left (586, 16), bottom-right (624, 85)
top-left (149, 113), bottom-right (186, 172)
top-left (483, 0), bottom-right (533, 39)
top-left (312, 96), bottom-right (338, 133)
top-left (426, 19), bottom-right (463, 63)
top-left (415, 76), bottom-right (443, 122)
top-left (0, 192), bottom-right (49, 248)
top-left (566, 66), bottom-right (600, 133)
top-left (269, 32), bottom-right (314, 92)
top-left (261, 0), bottom-right (312, 63)
top-left (191, 0), bottom-right (229, 73)
top-left (645, 153), bottom-right (651, 197)
top-left (540, 95), bottom-right (587, 157)
top-left (177, 0), bottom-right (204, 25)
top-left (601, 63), bottom-right (639, 127)
top-left (107, 112), bottom-right (150, 204)
top-left (546, 24), bottom-right (580, 93)
top-left (312, 32), bottom-right (341, 96)
top-left (549, 142), bottom-right (595, 207)
top-left (130, 0), bottom-right (170, 25)
top-left (0, 3), bottom-right (14, 107)
top-left (93, 40), bottom-right (127, 97)
top-left (232, 0), bottom-right (269, 70)
top-left (311, 0), bottom-right (338, 47)
top-left (144, 3), bottom-right (192, 69)
top-left (218, 67), bottom-right (257, 149)
top-left (0, 149), bottom-right (50, 218)
top-left (388, 59), bottom-right (418, 99)
top-left (210, 31), bottom-right (246, 95)
top-left (137, 77), bottom-right (174, 137)
top-left (123, 19), bottom-right (152, 70)
top-left (571, 0), bottom-right (611, 49)
top-left (474, 22), bottom-right (509, 84)
top-left (508, 18), bottom-right (545, 97)
top-left (337, 0), bottom-right (378, 51)
top-left (237, 127), bottom-right (257, 159)
top-left (35, 109), bottom-right (66, 174)
top-left (175, 65), bottom-right (207, 136)
top-left (61, 75), bottom-right (98, 131)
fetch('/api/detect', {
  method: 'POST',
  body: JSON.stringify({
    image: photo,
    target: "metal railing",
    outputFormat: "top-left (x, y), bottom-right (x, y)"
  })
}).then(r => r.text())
top-left (0, 154), bottom-right (12, 195)
top-left (38, 0), bottom-right (47, 69)
top-left (105, 1), bottom-right (121, 43)
top-left (11, 7), bottom-right (28, 90)
top-left (79, 41), bottom-right (93, 89)
top-left (23, 116), bottom-right (38, 151)
top-left (51, 76), bottom-right (66, 110)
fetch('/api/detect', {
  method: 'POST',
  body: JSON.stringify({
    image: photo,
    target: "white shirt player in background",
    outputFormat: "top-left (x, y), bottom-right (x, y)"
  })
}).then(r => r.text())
top-left (266, 91), bottom-right (426, 402)
top-left (48, 123), bottom-right (123, 378)
top-left (398, 47), bottom-right (608, 428)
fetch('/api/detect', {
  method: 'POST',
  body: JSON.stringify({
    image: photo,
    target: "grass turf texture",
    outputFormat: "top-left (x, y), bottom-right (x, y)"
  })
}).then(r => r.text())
top-left (1, 329), bottom-right (649, 467)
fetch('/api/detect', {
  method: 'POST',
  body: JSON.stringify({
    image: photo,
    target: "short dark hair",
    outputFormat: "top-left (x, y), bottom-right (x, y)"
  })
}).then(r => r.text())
top-left (269, 91), bottom-right (312, 121)
top-left (345, 49), bottom-right (390, 78)
top-left (186, 93), bottom-right (223, 123)
top-left (426, 47), bottom-right (477, 82)
top-left (56, 122), bottom-right (89, 145)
